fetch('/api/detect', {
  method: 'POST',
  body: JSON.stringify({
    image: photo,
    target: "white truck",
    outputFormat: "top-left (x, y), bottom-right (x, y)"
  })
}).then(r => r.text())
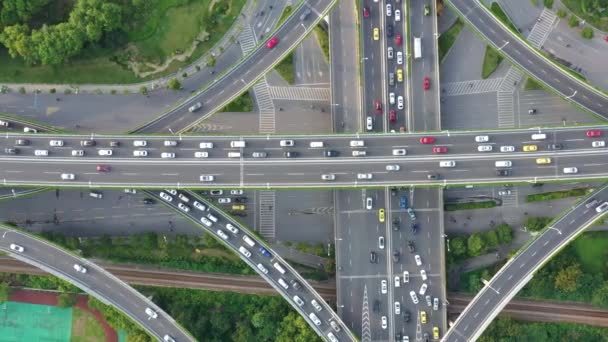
top-left (414, 37), bottom-right (422, 59)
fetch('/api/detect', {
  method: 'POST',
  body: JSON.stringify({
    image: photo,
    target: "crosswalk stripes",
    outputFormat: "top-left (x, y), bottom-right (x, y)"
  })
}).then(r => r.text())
top-left (500, 189), bottom-right (518, 207)
top-left (527, 8), bottom-right (557, 48)
top-left (239, 24), bottom-right (257, 55)
top-left (267, 86), bottom-right (331, 101)
top-left (442, 78), bottom-right (503, 96)
top-left (497, 67), bottom-right (523, 128)
top-left (258, 191), bottom-right (276, 239)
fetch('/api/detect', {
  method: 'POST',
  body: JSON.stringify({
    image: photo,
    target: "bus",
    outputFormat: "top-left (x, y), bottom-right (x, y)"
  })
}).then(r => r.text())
top-left (414, 37), bottom-right (422, 59)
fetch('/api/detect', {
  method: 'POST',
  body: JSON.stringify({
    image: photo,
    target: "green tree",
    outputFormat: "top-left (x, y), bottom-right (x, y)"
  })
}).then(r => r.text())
top-left (0, 282), bottom-right (11, 303)
top-left (554, 263), bottom-right (582, 292)
top-left (324, 259), bottom-right (336, 275)
top-left (581, 27), bottom-right (594, 39)
top-left (1, 0), bottom-right (50, 25)
top-left (592, 281), bottom-right (608, 309)
top-left (166, 78), bottom-right (181, 91)
top-left (556, 9), bottom-right (567, 18)
top-left (543, 0), bottom-right (554, 8)
top-left (467, 232), bottom-right (485, 256)
top-left (524, 216), bottom-right (551, 232)
top-left (496, 223), bottom-right (513, 244)
top-left (568, 15), bottom-right (579, 27)
top-left (450, 236), bottom-right (467, 257)
top-left (483, 230), bottom-right (499, 249)
top-left (276, 312), bottom-right (321, 342)
top-left (57, 293), bottom-right (78, 308)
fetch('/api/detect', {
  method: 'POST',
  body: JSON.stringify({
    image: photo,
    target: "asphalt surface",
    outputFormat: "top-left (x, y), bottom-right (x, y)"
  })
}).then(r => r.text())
top-left (1, 127), bottom-right (608, 187)
top-left (134, 0), bottom-right (338, 134)
top-left (0, 225), bottom-right (193, 342)
top-left (447, 0), bottom-right (608, 118)
top-left (146, 189), bottom-right (356, 341)
top-left (443, 185), bottom-right (608, 342)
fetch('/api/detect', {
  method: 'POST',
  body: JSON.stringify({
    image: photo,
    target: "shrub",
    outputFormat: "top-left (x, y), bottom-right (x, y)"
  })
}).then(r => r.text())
top-left (556, 9), bottom-right (567, 18)
top-left (568, 15), bottom-right (579, 27)
top-left (543, 0), bottom-right (554, 8)
top-left (166, 78), bottom-right (181, 91)
top-left (524, 216), bottom-right (552, 232)
top-left (139, 86), bottom-right (148, 95)
top-left (49, 88), bottom-right (56, 94)
top-left (182, 72), bottom-right (188, 78)
top-left (18, 87), bottom-right (26, 94)
top-left (581, 27), bottom-right (594, 39)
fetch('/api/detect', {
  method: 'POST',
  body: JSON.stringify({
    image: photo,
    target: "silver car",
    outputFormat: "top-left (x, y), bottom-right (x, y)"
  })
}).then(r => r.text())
top-left (366, 116), bottom-right (373, 131)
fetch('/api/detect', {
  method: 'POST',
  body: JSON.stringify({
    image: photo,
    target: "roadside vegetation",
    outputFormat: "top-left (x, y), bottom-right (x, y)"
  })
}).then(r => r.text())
top-left (444, 200), bottom-right (497, 211)
top-left (447, 224), bottom-right (513, 264)
top-left (480, 317), bottom-right (608, 341)
top-left (526, 188), bottom-right (590, 202)
top-left (481, 46), bottom-right (503, 79)
top-left (222, 91), bottom-right (254, 112)
top-left (562, 0), bottom-right (608, 31)
top-left (523, 77), bottom-right (544, 91)
top-left (276, 5), bottom-right (293, 28)
top-left (71, 306), bottom-right (106, 342)
top-left (438, 18), bottom-right (464, 62)
top-left (275, 52), bottom-right (295, 84)
top-left (0, 0), bottom-right (247, 84)
top-left (489, 2), bottom-right (519, 33)
top-left (314, 25), bottom-right (329, 62)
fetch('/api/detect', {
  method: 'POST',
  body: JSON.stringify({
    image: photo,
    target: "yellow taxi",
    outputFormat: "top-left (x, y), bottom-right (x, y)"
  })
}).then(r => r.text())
top-left (397, 68), bottom-right (403, 82)
top-left (232, 204), bottom-right (246, 211)
top-left (420, 310), bottom-right (427, 324)
top-left (379, 209), bottom-right (385, 223)
top-left (433, 326), bottom-right (440, 339)
top-left (536, 157), bottom-right (552, 165)
top-left (522, 144), bottom-right (537, 152)
top-left (373, 28), bottom-right (379, 41)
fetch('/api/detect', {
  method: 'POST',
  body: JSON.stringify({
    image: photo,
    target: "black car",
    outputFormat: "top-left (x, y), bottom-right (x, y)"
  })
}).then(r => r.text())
top-left (373, 300), bottom-right (380, 312)
top-left (410, 223), bottom-right (419, 234)
top-left (548, 143), bottom-right (563, 150)
top-left (392, 218), bottom-right (400, 231)
top-left (391, 187), bottom-right (398, 196)
top-left (142, 198), bottom-right (155, 204)
top-left (324, 150), bottom-right (339, 157)
top-left (229, 211), bottom-right (247, 217)
top-left (496, 169), bottom-right (510, 176)
top-left (407, 240), bottom-right (415, 253)
top-left (291, 280), bottom-right (302, 290)
top-left (403, 310), bottom-right (411, 322)
top-left (423, 332), bottom-right (429, 342)
top-left (15, 139), bottom-right (29, 146)
top-left (386, 23), bottom-right (394, 37)
top-left (427, 173), bottom-right (439, 180)
top-left (284, 151), bottom-right (298, 158)
top-left (396, 333), bottom-right (402, 340)
top-left (4, 148), bottom-right (17, 154)
top-left (234, 197), bottom-right (248, 203)
top-left (392, 250), bottom-right (400, 263)
top-left (370, 251), bottom-right (378, 263)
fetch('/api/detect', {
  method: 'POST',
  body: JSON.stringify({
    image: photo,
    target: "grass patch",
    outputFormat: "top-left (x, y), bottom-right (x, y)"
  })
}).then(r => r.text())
top-left (481, 46), bottom-right (503, 79)
top-left (444, 200), bottom-right (497, 211)
top-left (438, 18), bottom-right (464, 62)
top-left (523, 77), bottom-right (544, 90)
top-left (221, 91), bottom-right (254, 112)
top-left (71, 307), bottom-right (107, 342)
top-left (314, 25), bottom-right (330, 62)
top-left (572, 232), bottom-right (608, 275)
top-left (562, 0), bottom-right (608, 31)
top-left (276, 5), bottom-right (293, 28)
top-left (526, 188), bottom-right (590, 202)
top-left (275, 52), bottom-right (295, 84)
top-left (490, 2), bottom-right (519, 33)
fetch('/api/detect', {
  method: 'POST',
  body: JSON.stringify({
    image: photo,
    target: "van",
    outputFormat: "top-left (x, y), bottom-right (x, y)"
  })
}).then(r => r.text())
top-left (495, 161), bottom-right (512, 168)
top-left (207, 213), bottom-right (218, 223)
top-left (227, 152), bottom-right (241, 158)
top-left (309, 141), bottom-right (324, 148)
top-left (531, 133), bottom-right (547, 140)
top-left (230, 141), bottom-right (246, 148)
top-left (278, 278), bottom-right (289, 289)
top-left (89, 191), bottom-right (103, 199)
top-left (439, 161), bottom-right (455, 168)
top-left (242, 235), bottom-right (256, 247)
top-left (273, 262), bottom-right (286, 274)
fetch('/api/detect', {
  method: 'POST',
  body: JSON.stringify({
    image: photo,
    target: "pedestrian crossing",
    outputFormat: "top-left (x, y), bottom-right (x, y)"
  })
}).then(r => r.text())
top-left (500, 189), bottom-right (518, 207)
top-left (267, 86), bottom-right (331, 101)
top-left (528, 8), bottom-right (557, 48)
top-left (496, 67), bottom-right (523, 128)
top-left (258, 191), bottom-right (276, 240)
top-left (442, 78), bottom-right (503, 96)
top-left (239, 24), bottom-right (258, 55)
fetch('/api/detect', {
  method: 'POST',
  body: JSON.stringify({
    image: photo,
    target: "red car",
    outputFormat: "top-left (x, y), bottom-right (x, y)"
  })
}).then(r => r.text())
top-left (375, 101), bottom-right (382, 114)
top-left (424, 77), bottom-right (430, 91)
top-left (96, 165), bottom-right (111, 172)
top-left (420, 136), bottom-right (435, 144)
top-left (266, 37), bottom-right (279, 49)
top-left (389, 109), bottom-right (397, 122)
top-left (363, 6), bottom-right (370, 18)
top-left (433, 146), bottom-right (448, 154)
top-left (604, 36), bottom-right (608, 42)
top-left (395, 34), bottom-right (402, 45)
top-left (586, 130), bottom-right (602, 137)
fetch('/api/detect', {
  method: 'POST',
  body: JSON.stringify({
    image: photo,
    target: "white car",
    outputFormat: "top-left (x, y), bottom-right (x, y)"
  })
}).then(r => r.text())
top-left (477, 145), bottom-right (493, 152)
top-left (34, 149), bottom-right (49, 156)
top-left (394, 276), bottom-right (400, 287)
top-left (230, 190), bottom-right (244, 195)
top-left (9, 243), bottom-right (24, 253)
top-left (419, 283), bottom-right (428, 295)
top-left (218, 198), bottom-right (231, 204)
top-left (392, 149), bottom-right (406, 156)
top-left (279, 140), bottom-right (294, 147)
top-left (420, 269), bottom-right (427, 281)
top-left (239, 246), bottom-right (251, 258)
top-left (23, 127), bottom-right (37, 133)
top-left (357, 173), bottom-right (373, 180)
top-left (498, 190), bottom-right (511, 196)
top-left (164, 335), bottom-right (176, 342)
top-left (293, 295), bottom-right (304, 307)
top-left (386, 165), bottom-right (400, 171)
top-left (378, 236), bottom-right (385, 249)
top-left (366, 197), bottom-right (373, 210)
top-left (199, 142), bottom-right (214, 149)
top-left (124, 189), bottom-right (136, 194)
top-left (164, 140), bottom-right (178, 147)
top-left (71, 150), bottom-right (84, 157)
top-left (322, 174), bottom-right (336, 181)
top-left (415, 254), bottom-right (422, 266)
top-left (60, 173), bottom-right (75, 180)
top-left (389, 92), bottom-right (395, 104)
top-left (394, 301), bottom-right (401, 315)
top-left (98, 149), bottom-right (112, 156)
top-left (386, 3), bottom-right (392, 16)
top-left (426, 295), bottom-right (432, 307)
top-left (194, 151), bottom-right (209, 158)
top-left (410, 291), bottom-right (419, 304)
top-left (475, 135), bottom-right (489, 142)
top-left (165, 189), bottom-right (178, 196)
top-left (309, 313), bottom-right (322, 326)
top-left (200, 217), bottom-right (213, 227)
top-left (257, 263), bottom-right (269, 274)
top-left (563, 167), bottom-right (578, 174)
top-left (177, 203), bottom-right (190, 213)
top-left (49, 140), bottom-right (64, 147)
top-left (397, 96), bottom-right (404, 109)
top-left (145, 307), bottom-right (158, 319)
top-left (395, 9), bottom-right (401, 21)
top-left (396, 51), bottom-right (403, 64)
top-left (439, 160), bottom-right (456, 168)
top-left (381, 316), bottom-right (388, 329)
top-left (433, 297), bottom-right (439, 311)
top-left (352, 150), bottom-right (367, 157)
top-left (388, 47), bottom-right (394, 59)
top-left (225, 223), bottom-right (239, 234)
top-left (200, 175), bottom-right (214, 182)
top-left (500, 145), bottom-right (515, 152)
top-left (381, 280), bottom-right (387, 294)
top-left (73, 264), bottom-right (87, 273)
top-left (188, 102), bottom-right (202, 112)
top-left (403, 271), bottom-right (410, 283)
top-left (133, 140), bottom-right (147, 147)
top-left (161, 152), bottom-right (175, 159)
top-left (0, 120), bottom-right (9, 127)
top-left (366, 116), bottom-right (373, 131)
top-left (350, 140), bottom-right (365, 147)
top-left (133, 150), bottom-right (147, 157)
top-left (159, 192), bottom-right (173, 202)
top-left (193, 201), bottom-right (206, 211)
top-left (216, 229), bottom-right (229, 240)
top-left (592, 141), bottom-right (605, 148)
top-left (311, 299), bottom-right (323, 312)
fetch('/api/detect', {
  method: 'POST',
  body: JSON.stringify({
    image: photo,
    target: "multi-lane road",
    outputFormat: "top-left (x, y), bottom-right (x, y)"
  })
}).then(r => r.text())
top-left (0, 225), bottom-right (194, 342)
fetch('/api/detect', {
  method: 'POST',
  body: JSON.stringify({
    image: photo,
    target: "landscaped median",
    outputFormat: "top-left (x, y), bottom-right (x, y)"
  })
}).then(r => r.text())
top-left (526, 188), bottom-right (591, 203)
top-left (444, 200), bottom-right (498, 211)
top-left (438, 18), bottom-right (464, 62)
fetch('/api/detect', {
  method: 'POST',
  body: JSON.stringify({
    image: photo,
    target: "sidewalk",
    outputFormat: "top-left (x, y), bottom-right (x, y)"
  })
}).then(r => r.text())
top-left (0, 0), bottom-right (257, 94)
